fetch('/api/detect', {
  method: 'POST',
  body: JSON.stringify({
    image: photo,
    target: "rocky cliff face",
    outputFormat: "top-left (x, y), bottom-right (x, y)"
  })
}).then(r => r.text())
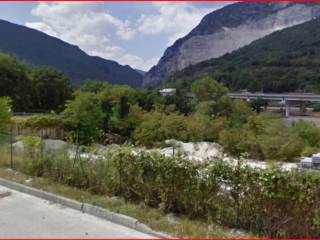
top-left (143, 2), bottom-right (320, 87)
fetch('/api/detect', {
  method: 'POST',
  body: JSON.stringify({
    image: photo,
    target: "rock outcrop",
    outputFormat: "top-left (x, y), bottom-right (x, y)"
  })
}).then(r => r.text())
top-left (143, 2), bottom-right (320, 87)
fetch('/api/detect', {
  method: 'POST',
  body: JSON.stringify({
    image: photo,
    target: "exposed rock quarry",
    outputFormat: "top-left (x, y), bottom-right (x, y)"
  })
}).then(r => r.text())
top-left (152, 140), bottom-right (224, 161)
top-left (149, 140), bottom-right (298, 171)
top-left (13, 139), bottom-right (298, 170)
top-left (13, 139), bottom-right (74, 155)
top-left (143, 2), bottom-right (320, 87)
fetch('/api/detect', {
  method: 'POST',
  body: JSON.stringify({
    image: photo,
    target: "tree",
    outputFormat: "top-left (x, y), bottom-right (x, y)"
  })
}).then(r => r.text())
top-left (62, 92), bottom-right (104, 145)
top-left (30, 66), bottom-right (72, 111)
top-left (186, 114), bottom-right (226, 141)
top-left (250, 98), bottom-right (268, 113)
top-left (0, 53), bottom-right (31, 111)
top-left (133, 111), bottom-right (189, 146)
top-left (191, 76), bottom-right (228, 102)
top-left (195, 101), bottom-right (216, 116)
top-left (133, 111), bottom-right (165, 146)
top-left (0, 97), bottom-right (12, 130)
top-left (109, 96), bottom-right (131, 136)
top-left (229, 100), bottom-right (254, 127)
top-left (196, 95), bottom-right (234, 118)
top-left (219, 128), bottom-right (244, 156)
top-left (78, 80), bottom-right (109, 93)
top-left (291, 121), bottom-right (320, 147)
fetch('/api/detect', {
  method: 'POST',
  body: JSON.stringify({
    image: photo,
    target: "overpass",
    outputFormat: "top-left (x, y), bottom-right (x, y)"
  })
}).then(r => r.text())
top-left (228, 92), bottom-right (320, 117)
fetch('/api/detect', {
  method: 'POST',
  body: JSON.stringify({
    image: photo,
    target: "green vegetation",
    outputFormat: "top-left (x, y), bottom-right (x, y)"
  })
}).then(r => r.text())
top-left (8, 76), bottom-right (320, 162)
top-left (29, 66), bottom-right (72, 111)
top-left (62, 92), bottom-right (105, 145)
top-left (1, 142), bottom-right (319, 238)
top-left (2, 14), bottom-right (320, 239)
top-left (0, 167), bottom-right (253, 239)
top-left (0, 52), bottom-right (72, 111)
top-left (167, 17), bottom-right (320, 93)
top-left (2, 51), bottom-right (320, 238)
top-left (0, 97), bottom-right (12, 130)
top-left (0, 20), bottom-right (143, 87)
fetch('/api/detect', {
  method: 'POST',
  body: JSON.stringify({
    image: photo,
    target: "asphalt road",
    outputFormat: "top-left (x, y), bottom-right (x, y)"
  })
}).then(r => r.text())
top-left (0, 185), bottom-right (155, 238)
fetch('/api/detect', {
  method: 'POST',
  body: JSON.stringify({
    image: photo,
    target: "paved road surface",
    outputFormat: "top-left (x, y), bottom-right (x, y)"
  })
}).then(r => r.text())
top-left (0, 185), bottom-right (155, 238)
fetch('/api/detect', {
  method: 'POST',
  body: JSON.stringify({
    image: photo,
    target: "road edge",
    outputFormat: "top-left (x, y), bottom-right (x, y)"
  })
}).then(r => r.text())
top-left (0, 177), bottom-right (171, 239)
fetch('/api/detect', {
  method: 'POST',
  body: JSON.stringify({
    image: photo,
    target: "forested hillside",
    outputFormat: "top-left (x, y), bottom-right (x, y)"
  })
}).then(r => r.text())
top-left (0, 20), bottom-right (142, 87)
top-left (144, 2), bottom-right (320, 87)
top-left (167, 17), bottom-right (320, 93)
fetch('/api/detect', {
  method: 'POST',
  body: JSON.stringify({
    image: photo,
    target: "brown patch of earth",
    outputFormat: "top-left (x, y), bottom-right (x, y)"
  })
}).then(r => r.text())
top-left (0, 191), bottom-right (11, 199)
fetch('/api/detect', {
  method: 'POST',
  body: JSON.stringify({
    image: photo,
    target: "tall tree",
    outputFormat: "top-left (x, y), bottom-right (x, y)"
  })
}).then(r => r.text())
top-left (30, 66), bottom-right (72, 111)
top-left (191, 76), bottom-right (228, 102)
top-left (0, 53), bottom-right (31, 111)
top-left (62, 92), bottom-right (104, 145)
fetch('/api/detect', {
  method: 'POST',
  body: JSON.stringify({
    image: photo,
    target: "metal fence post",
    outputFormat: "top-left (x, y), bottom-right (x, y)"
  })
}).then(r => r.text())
top-left (10, 124), bottom-right (13, 169)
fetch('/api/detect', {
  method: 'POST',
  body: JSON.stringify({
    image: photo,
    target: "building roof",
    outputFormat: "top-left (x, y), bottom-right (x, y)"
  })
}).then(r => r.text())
top-left (159, 88), bottom-right (176, 93)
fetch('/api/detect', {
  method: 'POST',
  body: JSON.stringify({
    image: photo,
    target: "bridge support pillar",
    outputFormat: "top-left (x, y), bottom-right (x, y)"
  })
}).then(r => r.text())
top-left (285, 101), bottom-right (290, 118)
top-left (299, 102), bottom-right (306, 114)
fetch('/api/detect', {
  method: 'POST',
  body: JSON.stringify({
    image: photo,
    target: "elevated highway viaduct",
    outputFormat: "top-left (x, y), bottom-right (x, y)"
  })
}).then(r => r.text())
top-left (228, 92), bottom-right (320, 117)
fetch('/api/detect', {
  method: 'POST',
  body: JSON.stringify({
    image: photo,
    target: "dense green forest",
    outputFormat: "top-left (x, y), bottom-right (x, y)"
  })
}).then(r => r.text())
top-left (0, 52), bottom-right (72, 112)
top-left (2, 47), bottom-right (320, 162)
top-left (5, 75), bottom-right (320, 162)
top-left (166, 17), bottom-right (320, 93)
top-left (0, 20), bottom-right (142, 87)
top-left (3, 80), bottom-right (320, 237)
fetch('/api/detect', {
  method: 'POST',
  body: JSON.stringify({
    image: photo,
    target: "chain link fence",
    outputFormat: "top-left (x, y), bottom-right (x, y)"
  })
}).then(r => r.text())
top-left (0, 128), bottom-right (15, 169)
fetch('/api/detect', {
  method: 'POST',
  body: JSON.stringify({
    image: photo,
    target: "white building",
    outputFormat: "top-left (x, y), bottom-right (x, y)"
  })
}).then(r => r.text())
top-left (159, 88), bottom-right (176, 97)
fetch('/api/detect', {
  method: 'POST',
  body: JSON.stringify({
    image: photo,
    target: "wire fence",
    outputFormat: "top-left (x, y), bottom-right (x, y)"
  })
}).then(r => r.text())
top-left (0, 125), bottom-right (85, 172)
top-left (0, 127), bottom-right (49, 170)
top-left (0, 129), bottom-right (15, 169)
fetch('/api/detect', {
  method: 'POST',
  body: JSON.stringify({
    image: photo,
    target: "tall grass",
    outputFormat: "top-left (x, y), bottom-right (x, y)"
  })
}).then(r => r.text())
top-left (1, 143), bottom-right (320, 238)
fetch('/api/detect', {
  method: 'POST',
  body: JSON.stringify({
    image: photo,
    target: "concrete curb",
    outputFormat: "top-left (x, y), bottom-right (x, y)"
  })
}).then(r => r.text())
top-left (0, 177), bottom-right (171, 239)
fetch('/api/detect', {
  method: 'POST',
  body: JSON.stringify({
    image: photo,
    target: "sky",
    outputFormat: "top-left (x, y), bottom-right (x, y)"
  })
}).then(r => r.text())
top-left (0, 2), bottom-right (232, 71)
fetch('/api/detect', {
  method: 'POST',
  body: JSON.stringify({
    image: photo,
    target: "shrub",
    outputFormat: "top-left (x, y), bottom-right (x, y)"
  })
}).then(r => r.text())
top-left (291, 121), bottom-right (320, 147)
top-left (133, 111), bottom-right (189, 146)
top-left (14, 143), bottom-right (320, 237)
top-left (62, 92), bottom-right (105, 145)
top-left (0, 97), bottom-right (12, 130)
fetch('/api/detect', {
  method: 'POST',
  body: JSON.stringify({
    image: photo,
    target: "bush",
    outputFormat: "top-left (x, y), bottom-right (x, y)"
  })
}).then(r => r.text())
top-left (62, 92), bottom-right (105, 145)
top-left (0, 97), bottom-right (12, 130)
top-left (312, 103), bottom-right (320, 112)
top-left (186, 115), bottom-right (226, 142)
top-left (133, 111), bottom-right (189, 146)
top-left (15, 143), bottom-right (320, 238)
top-left (291, 121), bottom-right (320, 147)
top-left (218, 116), bottom-right (309, 161)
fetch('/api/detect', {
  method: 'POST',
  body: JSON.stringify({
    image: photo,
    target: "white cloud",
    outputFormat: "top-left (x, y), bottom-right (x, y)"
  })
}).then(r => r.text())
top-left (25, 2), bottom-right (156, 70)
top-left (25, 2), bottom-right (226, 71)
top-left (138, 2), bottom-right (213, 45)
top-left (28, 3), bottom-right (135, 40)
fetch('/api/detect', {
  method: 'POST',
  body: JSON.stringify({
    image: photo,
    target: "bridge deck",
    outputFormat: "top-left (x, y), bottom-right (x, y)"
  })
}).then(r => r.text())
top-left (228, 93), bottom-right (320, 102)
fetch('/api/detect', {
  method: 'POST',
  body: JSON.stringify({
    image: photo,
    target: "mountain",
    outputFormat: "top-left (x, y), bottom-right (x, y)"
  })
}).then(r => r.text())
top-left (0, 20), bottom-right (142, 87)
top-left (134, 69), bottom-right (146, 77)
top-left (143, 2), bottom-right (320, 87)
top-left (166, 17), bottom-right (320, 93)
